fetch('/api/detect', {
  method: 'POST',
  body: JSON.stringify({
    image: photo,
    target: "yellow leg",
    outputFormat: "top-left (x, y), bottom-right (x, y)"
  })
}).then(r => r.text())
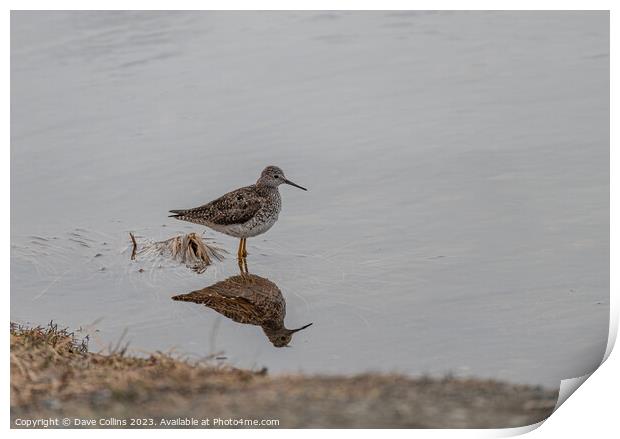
top-left (240, 238), bottom-right (248, 258)
top-left (238, 256), bottom-right (248, 275)
top-left (237, 239), bottom-right (244, 260)
top-left (237, 239), bottom-right (248, 274)
top-left (237, 238), bottom-right (248, 259)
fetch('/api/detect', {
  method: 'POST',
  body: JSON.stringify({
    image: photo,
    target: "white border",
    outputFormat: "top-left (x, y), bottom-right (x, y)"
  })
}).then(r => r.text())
top-left (1, 0), bottom-right (618, 11)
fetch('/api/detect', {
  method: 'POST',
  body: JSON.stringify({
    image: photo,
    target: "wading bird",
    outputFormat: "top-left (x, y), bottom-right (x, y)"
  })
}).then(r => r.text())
top-left (172, 272), bottom-right (312, 347)
top-left (169, 166), bottom-right (307, 260)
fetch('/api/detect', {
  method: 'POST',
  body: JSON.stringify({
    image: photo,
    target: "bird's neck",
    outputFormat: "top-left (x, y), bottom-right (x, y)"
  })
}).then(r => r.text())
top-left (255, 184), bottom-right (279, 197)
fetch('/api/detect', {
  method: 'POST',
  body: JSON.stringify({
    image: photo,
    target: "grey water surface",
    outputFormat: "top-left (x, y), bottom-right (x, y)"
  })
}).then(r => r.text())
top-left (11, 11), bottom-right (609, 386)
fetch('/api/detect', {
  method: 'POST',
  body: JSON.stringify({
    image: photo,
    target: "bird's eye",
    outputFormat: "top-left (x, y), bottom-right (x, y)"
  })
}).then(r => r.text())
top-left (274, 175), bottom-right (279, 179)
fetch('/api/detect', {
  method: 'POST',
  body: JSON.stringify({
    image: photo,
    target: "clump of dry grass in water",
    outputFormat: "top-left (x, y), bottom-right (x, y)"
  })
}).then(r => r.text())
top-left (130, 232), bottom-right (226, 273)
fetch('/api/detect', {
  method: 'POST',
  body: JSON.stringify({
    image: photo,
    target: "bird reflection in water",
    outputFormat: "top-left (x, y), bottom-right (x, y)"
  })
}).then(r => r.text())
top-left (172, 259), bottom-right (312, 347)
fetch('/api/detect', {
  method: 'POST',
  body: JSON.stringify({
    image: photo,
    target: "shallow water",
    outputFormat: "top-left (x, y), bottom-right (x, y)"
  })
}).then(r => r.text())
top-left (11, 11), bottom-right (609, 386)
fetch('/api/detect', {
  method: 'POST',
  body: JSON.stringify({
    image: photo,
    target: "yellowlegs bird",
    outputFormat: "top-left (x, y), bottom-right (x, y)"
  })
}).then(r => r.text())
top-left (172, 273), bottom-right (312, 347)
top-left (169, 166), bottom-right (306, 260)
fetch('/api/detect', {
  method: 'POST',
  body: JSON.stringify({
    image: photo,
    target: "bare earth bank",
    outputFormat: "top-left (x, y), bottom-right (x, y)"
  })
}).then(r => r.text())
top-left (10, 323), bottom-right (558, 428)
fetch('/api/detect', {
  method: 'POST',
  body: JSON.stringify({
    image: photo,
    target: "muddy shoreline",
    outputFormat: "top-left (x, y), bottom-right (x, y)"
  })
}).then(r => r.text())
top-left (11, 323), bottom-right (558, 428)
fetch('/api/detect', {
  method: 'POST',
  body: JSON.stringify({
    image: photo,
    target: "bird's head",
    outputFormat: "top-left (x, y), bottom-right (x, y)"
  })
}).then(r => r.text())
top-left (257, 166), bottom-right (307, 191)
top-left (264, 323), bottom-right (313, 347)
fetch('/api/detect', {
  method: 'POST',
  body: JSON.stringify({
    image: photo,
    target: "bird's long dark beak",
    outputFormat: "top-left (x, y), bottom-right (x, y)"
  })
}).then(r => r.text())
top-left (284, 178), bottom-right (307, 191)
top-left (290, 323), bottom-right (313, 333)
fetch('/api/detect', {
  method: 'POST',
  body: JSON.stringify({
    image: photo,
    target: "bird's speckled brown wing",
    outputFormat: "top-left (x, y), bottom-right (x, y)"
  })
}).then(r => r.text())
top-left (173, 289), bottom-right (260, 325)
top-left (169, 185), bottom-right (263, 226)
top-left (171, 275), bottom-right (285, 325)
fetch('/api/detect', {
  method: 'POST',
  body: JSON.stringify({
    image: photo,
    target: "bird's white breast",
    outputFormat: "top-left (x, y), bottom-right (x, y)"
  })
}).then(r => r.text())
top-left (209, 211), bottom-right (279, 238)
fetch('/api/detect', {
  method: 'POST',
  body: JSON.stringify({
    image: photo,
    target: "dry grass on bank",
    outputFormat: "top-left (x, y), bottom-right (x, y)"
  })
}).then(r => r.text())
top-left (11, 323), bottom-right (559, 428)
